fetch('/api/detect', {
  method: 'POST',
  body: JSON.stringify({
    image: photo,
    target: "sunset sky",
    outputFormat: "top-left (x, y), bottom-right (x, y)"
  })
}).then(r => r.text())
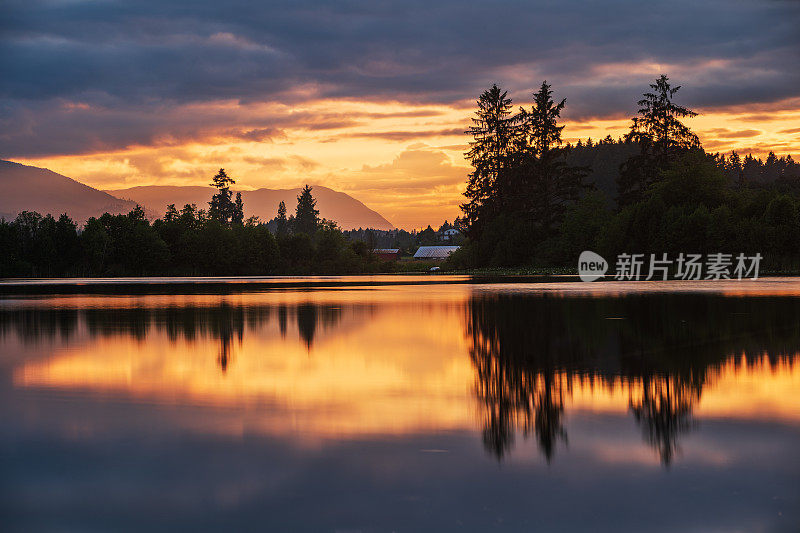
top-left (2, 0), bottom-right (799, 229)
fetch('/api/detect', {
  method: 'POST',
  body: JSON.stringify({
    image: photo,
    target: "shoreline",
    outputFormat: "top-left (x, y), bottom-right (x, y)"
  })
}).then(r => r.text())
top-left (1, 273), bottom-right (798, 295)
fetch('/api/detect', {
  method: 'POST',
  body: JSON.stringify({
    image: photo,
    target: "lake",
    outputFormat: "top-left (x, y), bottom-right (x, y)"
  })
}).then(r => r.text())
top-left (1, 276), bottom-right (798, 532)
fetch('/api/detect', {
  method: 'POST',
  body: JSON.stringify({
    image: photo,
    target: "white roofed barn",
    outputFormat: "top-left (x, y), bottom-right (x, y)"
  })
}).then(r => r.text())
top-left (413, 246), bottom-right (460, 260)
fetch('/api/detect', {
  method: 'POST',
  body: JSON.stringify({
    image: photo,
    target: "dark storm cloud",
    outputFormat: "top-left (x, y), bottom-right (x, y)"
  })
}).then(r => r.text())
top-left (1, 0), bottom-right (799, 156)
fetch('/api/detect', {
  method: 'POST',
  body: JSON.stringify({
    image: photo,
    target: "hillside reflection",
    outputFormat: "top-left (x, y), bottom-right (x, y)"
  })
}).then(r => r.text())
top-left (467, 293), bottom-right (800, 464)
top-left (0, 301), bottom-right (345, 370)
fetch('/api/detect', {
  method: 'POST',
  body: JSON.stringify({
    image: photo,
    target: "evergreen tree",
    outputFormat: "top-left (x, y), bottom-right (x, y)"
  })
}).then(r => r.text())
top-left (209, 168), bottom-right (237, 224)
top-left (524, 81), bottom-right (566, 157)
top-left (515, 81), bottom-right (587, 233)
top-left (54, 213), bottom-right (80, 275)
top-left (276, 201), bottom-right (288, 236)
top-left (462, 84), bottom-right (520, 240)
top-left (627, 75), bottom-right (699, 154)
top-left (232, 192), bottom-right (244, 225)
top-left (365, 229), bottom-right (377, 250)
top-left (294, 185), bottom-right (320, 235)
top-left (618, 75), bottom-right (700, 205)
top-left (417, 225), bottom-right (437, 245)
top-left (129, 204), bottom-right (147, 222)
top-left (458, 81), bottom-right (587, 265)
top-left (180, 204), bottom-right (198, 228)
top-left (164, 204), bottom-right (179, 222)
top-left (724, 151), bottom-right (744, 186)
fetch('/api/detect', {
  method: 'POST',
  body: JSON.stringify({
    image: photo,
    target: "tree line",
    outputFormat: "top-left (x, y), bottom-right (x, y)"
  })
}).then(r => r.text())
top-left (343, 219), bottom-right (464, 255)
top-left (4, 75), bottom-right (799, 276)
top-left (0, 172), bottom-right (389, 277)
top-left (451, 75), bottom-right (800, 270)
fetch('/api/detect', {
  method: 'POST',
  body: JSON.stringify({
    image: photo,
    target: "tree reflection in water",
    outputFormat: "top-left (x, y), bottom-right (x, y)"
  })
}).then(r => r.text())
top-left (467, 292), bottom-right (800, 465)
top-left (0, 301), bottom-right (343, 373)
top-left (629, 374), bottom-right (698, 465)
top-left (2, 289), bottom-right (799, 466)
top-left (473, 350), bottom-right (567, 461)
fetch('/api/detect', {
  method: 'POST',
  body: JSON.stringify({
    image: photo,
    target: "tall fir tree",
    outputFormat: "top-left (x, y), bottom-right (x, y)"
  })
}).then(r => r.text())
top-left (627, 75), bottom-right (699, 155)
top-left (462, 84), bottom-right (520, 240)
top-left (525, 81), bottom-right (566, 157)
top-left (618, 75), bottom-right (699, 205)
top-left (276, 200), bottom-right (288, 236)
top-left (515, 81), bottom-right (587, 233)
top-left (164, 204), bottom-right (179, 222)
top-left (232, 192), bottom-right (244, 225)
top-left (209, 168), bottom-right (239, 224)
top-left (460, 82), bottom-right (586, 257)
top-left (294, 185), bottom-right (320, 235)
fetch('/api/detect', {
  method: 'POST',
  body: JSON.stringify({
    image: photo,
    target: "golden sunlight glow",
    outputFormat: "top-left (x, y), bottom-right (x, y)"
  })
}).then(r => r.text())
top-left (566, 356), bottom-right (800, 423)
top-left (11, 288), bottom-right (800, 445)
top-left (13, 290), bottom-right (475, 440)
top-left (16, 95), bottom-right (799, 230)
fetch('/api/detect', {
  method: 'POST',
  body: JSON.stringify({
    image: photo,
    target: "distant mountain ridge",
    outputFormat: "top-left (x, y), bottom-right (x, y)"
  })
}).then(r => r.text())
top-left (0, 160), bottom-right (394, 230)
top-left (0, 160), bottom-right (138, 223)
top-left (105, 185), bottom-right (394, 230)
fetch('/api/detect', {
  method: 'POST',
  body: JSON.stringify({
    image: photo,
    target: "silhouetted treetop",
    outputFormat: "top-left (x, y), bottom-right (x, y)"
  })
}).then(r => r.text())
top-left (209, 168), bottom-right (243, 225)
top-left (462, 84), bottom-right (519, 240)
top-left (618, 75), bottom-right (700, 205)
top-left (294, 184), bottom-right (320, 235)
top-left (521, 81), bottom-right (566, 157)
top-left (626, 74), bottom-right (700, 155)
top-left (276, 200), bottom-right (288, 236)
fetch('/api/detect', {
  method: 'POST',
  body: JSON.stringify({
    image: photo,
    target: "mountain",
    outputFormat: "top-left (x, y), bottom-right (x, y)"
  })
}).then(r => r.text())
top-left (0, 160), bottom-right (138, 224)
top-left (0, 160), bottom-right (395, 230)
top-left (104, 185), bottom-right (395, 230)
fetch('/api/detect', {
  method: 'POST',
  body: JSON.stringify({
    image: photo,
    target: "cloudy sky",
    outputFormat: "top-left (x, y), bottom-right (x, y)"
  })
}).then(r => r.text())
top-left (2, 0), bottom-right (799, 228)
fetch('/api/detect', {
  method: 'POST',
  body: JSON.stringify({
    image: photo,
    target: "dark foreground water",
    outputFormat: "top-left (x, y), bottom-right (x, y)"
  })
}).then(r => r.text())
top-left (1, 276), bottom-right (798, 532)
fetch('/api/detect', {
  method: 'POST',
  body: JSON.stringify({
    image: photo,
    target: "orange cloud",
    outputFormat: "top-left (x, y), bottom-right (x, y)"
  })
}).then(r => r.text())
top-left (13, 97), bottom-right (800, 230)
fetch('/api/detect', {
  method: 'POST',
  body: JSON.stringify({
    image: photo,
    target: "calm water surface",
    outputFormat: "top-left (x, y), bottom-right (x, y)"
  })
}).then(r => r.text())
top-left (1, 276), bottom-right (799, 532)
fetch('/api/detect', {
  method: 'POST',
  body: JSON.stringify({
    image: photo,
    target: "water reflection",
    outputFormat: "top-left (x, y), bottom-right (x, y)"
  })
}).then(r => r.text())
top-left (0, 300), bottom-right (346, 371)
top-left (1, 287), bottom-right (799, 465)
top-left (0, 306), bottom-right (81, 343)
top-left (2, 292), bottom-right (473, 440)
top-left (629, 375), bottom-right (697, 464)
top-left (467, 292), bottom-right (800, 463)
top-left (1, 283), bottom-right (799, 531)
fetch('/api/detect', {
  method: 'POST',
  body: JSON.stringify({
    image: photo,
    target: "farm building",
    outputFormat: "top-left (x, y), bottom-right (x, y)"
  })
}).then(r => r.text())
top-left (413, 246), bottom-right (460, 260)
top-left (440, 228), bottom-right (461, 241)
top-left (372, 248), bottom-right (401, 261)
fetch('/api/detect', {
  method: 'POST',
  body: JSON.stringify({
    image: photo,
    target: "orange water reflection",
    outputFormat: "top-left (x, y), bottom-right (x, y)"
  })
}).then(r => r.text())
top-left (6, 285), bottom-right (799, 454)
top-left (14, 304), bottom-right (474, 438)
